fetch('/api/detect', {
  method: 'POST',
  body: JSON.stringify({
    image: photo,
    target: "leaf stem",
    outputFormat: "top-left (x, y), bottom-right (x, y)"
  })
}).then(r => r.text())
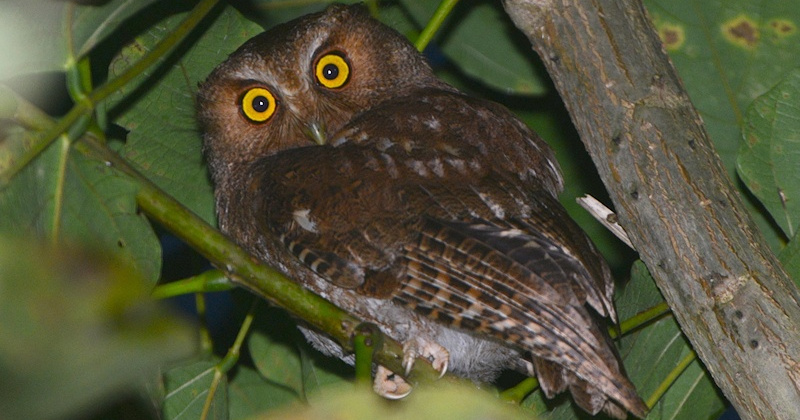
top-left (152, 269), bottom-right (235, 299)
top-left (646, 350), bottom-right (696, 409)
top-left (415, 0), bottom-right (460, 52)
top-left (499, 377), bottom-right (539, 403)
top-left (612, 301), bottom-right (671, 338)
top-left (195, 293), bottom-right (214, 355)
top-left (201, 298), bottom-right (259, 420)
top-left (353, 323), bottom-right (382, 386)
top-left (50, 136), bottom-right (71, 243)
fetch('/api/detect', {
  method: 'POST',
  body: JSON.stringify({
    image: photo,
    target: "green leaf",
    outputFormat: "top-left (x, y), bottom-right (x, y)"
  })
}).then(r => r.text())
top-left (71, 0), bottom-right (162, 59)
top-left (646, 0), bottom-right (800, 173)
top-left (618, 262), bottom-right (725, 420)
top-left (248, 323), bottom-right (304, 395)
top-left (247, 305), bottom-right (349, 400)
top-left (299, 344), bottom-right (351, 401)
top-left (0, 0), bottom-right (161, 79)
top-left (228, 365), bottom-right (299, 419)
top-left (0, 135), bottom-right (161, 284)
top-left (779, 230), bottom-right (800, 287)
top-left (400, 0), bottom-right (548, 95)
top-left (737, 69), bottom-right (800, 238)
top-left (261, 382), bottom-right (528, 420)
top-left (108, 5), bottom-right (264, 225)
top-left (163, 359), bottom-right (228, 420)
top-left (0, 238), bottom-right (196, 420)
top-left (645, 0), bottom-right (800, 248)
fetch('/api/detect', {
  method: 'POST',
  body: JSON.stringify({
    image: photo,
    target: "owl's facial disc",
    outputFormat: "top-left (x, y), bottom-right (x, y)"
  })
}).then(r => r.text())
top-left (199, 3), bottom-right (446, 170)
top-left (239, 83), bottom-right (328, 146)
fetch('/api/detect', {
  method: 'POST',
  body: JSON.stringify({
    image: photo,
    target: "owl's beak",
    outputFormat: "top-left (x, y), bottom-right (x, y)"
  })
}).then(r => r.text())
top-left (304, 121), bottom-right (327, 146)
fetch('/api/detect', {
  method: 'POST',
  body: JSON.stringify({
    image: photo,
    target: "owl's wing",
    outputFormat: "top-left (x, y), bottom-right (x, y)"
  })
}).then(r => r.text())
top-left (254, 143), bottom-right (644, 418)
top-left (388, 180), bottom-right (643, 418)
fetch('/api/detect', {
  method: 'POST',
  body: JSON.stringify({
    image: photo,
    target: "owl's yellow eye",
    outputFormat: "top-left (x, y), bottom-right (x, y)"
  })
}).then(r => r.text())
top-left (315, 52), bottom-right (350, 89)
top-left (240, 87), bottom-right (276, 123)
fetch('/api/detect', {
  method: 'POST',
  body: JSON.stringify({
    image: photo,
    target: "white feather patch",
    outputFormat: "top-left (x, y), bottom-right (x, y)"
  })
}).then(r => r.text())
top-left (293, 209), bottom-right (318, 233)
top-left (477, 192), bottom-right (506, 219)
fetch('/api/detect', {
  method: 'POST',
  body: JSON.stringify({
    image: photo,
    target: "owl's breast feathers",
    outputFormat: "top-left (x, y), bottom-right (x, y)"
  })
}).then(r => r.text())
top-left (244, 90), bottom-right (646, 417)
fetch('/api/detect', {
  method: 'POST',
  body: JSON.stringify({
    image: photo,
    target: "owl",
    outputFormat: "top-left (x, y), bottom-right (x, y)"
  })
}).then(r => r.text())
top-left (197, 4), bottom-right (647, 419)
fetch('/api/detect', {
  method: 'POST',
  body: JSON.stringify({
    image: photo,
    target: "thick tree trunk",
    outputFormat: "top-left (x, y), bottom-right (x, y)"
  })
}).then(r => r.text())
top-left (501, 0), bottom-right (800, 418)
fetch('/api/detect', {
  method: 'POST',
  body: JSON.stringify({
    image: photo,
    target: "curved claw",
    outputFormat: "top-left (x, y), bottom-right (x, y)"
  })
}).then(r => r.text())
top-left (402, 348), bottom-right (418, 376)
top-left (432, 354), bottom-right (449, 378)
top-left (402, 338), bottom-right (450, 378)
top-left (372, 339), bottom-right (450, 400)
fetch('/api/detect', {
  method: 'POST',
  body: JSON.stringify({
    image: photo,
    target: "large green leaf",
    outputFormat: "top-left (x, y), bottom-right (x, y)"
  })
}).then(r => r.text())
top-left (240, 0), bottom-right (361, 28)
top-left (108, 6), bottom-right (264, 225)
top-left (646, 0), bottom-right (800, 174)
top-left (0, 0), bottom-right (160, 79)
top-left (0, 238), bottom-right (196, 420)
top-left (737, 69), bottom-right (800, 238)
top-left (645, 0), bottom-right (800, 248)
top-left (299, 344), bottom-right (351, 401)
top-left (0, 133), bottom-right (161, 284)
top-left (228, 365), bottom-right (298, 419)
top-left (400, 0), bottom-right (548, 95)
top-left (616, 262), bottom-right (725, 419)
top-left (779, 228), bottom-right (800, 287)
top-left (163, 358), bottom-right (228, 420)
top-left (262, 382), bottom-right (529, 420)
top-left (71, 0), bottom-right (162, 59)
top-left (248, 309), bottom-right (304, 395)
top-left (247, 305), bottom-right (350, 403)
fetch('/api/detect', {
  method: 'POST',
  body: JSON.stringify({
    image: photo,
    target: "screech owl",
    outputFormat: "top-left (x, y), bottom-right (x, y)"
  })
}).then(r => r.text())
top-left (197, 4), bottom-right (647, 418)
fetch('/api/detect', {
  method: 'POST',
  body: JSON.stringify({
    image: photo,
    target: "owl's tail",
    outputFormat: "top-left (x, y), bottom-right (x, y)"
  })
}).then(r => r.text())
top-left (408, 217), bottom-right (649, 418)
top-left (533, 346), bottom-right (647, 419)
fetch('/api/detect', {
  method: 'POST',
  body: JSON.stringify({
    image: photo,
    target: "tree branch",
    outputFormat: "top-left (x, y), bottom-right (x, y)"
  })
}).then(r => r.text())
top-left (74, 135), bottom-right (443, 385)
top-left (502, 0), bottom-right (800, 418)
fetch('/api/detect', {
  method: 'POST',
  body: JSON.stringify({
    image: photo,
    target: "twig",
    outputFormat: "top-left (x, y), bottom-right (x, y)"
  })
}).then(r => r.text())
top-left (576, 195), bottom-right (633, 249)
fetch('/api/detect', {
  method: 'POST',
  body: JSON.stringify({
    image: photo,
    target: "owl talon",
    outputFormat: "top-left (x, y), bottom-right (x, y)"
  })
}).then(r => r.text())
top-left (434, 354), bottom-right (449, 378)
top-left (373, 365), bottom-right (412, 399)
top-left (402, 352), bottom-right (415, 377)
top-left (402, 338), bottom-right (450, 378)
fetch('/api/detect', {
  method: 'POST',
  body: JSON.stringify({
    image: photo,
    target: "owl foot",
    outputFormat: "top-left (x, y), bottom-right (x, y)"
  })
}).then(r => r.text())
top-left (373, 365), bottom-right (412, 399)
top-left (373, 340), bottom-right (449, 400)
top-left (402, 338), bottom-right (450, 378)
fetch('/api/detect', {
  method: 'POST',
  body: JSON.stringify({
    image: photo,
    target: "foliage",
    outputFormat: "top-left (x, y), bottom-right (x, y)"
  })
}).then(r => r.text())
top-left (0, 237), bottom-right (195, 420)
top-left (1, 0), bottom-right (798, 419)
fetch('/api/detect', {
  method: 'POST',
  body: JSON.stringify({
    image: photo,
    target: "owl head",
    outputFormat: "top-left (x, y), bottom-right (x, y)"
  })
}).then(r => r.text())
top-left (198, 4), bottom-right (448, 184)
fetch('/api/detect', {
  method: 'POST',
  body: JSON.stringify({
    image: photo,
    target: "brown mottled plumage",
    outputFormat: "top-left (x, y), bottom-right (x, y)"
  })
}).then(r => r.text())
top-left (197, 4), bottom-right (646, 418)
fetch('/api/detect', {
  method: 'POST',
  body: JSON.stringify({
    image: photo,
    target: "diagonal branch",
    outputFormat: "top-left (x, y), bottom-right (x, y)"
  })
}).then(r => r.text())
top-left (501, 0), bottom-right (800, 418)
top-left (75, 135), bottom-right (444, 385)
